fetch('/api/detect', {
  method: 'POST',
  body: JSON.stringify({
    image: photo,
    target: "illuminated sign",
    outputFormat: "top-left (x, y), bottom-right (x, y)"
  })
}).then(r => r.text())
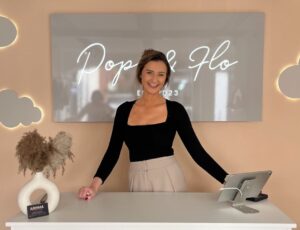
top-left (51, 13), bottom-right (264, 122)
top-left (77, 40), bottom-right (238, 86)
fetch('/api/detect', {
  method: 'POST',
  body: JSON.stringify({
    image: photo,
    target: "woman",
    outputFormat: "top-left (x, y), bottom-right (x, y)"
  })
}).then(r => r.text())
top-left (78, 49), bottom-right (228, 200)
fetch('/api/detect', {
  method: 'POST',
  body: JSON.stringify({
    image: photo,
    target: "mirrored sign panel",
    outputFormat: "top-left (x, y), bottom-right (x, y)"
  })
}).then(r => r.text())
top-left (50, 13), bottom-right (264, 122)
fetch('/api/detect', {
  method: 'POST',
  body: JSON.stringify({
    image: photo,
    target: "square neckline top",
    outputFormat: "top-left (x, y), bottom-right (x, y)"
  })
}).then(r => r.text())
top-left (126, 99), bottom-right (169, 127)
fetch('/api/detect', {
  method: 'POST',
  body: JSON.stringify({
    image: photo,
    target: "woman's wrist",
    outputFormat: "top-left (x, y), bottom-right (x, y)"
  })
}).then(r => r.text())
top-left (90, 177), bottom-right (102, 193)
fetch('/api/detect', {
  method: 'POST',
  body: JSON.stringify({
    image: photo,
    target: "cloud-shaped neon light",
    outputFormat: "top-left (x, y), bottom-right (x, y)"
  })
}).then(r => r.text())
top-left (278, 59), bottom-right (300, 99)
top-left (0, 89), bottom-right (42, 128)
top-left (0, 16), bottom-right (18, 48)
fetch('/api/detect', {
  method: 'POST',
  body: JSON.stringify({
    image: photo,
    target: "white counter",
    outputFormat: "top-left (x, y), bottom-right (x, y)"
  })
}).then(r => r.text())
top-left (6, 192), bottom-right (296, 230)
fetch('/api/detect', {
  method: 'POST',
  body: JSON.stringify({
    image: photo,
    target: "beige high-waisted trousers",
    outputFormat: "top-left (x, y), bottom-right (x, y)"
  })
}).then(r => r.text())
top-left (129, 156), bottom-right (187, 192)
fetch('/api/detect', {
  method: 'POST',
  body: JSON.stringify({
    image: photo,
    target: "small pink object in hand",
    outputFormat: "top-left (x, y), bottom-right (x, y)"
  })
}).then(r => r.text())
top-left (85, 192), bottom-right (91, 200)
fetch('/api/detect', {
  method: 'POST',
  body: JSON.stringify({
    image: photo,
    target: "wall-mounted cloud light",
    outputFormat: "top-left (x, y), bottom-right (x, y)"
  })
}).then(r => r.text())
top-left (0, 89), bottom-right (43, 128)
top-left (277, 58), bottom-right (300, 100)
top-left (0, 15), bottom-right (18, 48)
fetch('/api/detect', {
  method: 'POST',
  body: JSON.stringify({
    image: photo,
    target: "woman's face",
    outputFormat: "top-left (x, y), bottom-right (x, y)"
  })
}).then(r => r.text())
top-left (140, 60), bottom-right (167, 96)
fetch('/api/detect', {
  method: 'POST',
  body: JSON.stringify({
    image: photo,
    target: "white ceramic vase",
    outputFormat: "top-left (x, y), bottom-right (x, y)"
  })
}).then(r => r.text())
top-left (18, 172), bottom-right (60, 215)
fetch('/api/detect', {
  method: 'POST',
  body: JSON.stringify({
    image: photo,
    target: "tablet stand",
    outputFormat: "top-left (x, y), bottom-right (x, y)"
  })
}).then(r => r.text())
top-left (231, 179), bottom-right (259, 214)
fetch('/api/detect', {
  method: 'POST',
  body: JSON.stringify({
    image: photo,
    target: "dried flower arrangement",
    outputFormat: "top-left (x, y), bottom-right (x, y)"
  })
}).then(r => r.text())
top-left (16, 129), bottom-right (74, 177)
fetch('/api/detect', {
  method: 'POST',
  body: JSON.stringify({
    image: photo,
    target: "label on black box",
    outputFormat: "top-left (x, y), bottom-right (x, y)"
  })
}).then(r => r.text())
top-left (27, 203), bottom-right (49, 219)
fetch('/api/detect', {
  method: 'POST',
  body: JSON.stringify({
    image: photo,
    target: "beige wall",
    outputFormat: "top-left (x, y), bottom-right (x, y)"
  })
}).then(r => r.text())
top-left (1, 0), bottom-right (300, 229)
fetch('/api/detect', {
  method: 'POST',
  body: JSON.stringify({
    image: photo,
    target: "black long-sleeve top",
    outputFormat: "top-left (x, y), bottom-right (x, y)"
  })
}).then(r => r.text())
top-left (94, 100), bottom-right (228, 184)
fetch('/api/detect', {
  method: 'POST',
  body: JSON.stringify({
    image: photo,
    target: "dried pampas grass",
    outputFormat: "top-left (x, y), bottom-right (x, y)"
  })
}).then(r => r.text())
top-left (16, 129), bottom-right (74, 177)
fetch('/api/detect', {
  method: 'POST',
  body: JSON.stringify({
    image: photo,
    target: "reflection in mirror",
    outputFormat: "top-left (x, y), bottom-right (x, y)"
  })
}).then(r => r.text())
top-left (278, 59), bottom-right (300, 99)
top-left (0, 16), bottom-right (17, 48)
top-left (51, 13), bottom-right (264, 122)
top-left (0, 89), bottom-right (42, 128)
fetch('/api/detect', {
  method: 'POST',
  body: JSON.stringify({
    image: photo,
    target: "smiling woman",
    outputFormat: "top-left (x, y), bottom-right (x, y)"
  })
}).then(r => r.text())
top-left (78, 49), bottom-right (228, 200)
top-left (0, 15), bottom-right (18, 48)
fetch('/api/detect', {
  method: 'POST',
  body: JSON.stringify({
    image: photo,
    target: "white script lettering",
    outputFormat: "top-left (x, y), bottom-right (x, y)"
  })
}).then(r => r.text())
top-left (188, 40), bottom-right (238, 81)
top-left (76, 43), bottom-right (137, 86)
top-left (76, 40), bottom-right (238, 86)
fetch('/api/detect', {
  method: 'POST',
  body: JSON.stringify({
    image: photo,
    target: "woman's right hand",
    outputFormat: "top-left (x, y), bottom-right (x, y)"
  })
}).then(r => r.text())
top-left (78, 186), bottom-right (96, 200)
top-left (78, 177), bottom-right (102, 200)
